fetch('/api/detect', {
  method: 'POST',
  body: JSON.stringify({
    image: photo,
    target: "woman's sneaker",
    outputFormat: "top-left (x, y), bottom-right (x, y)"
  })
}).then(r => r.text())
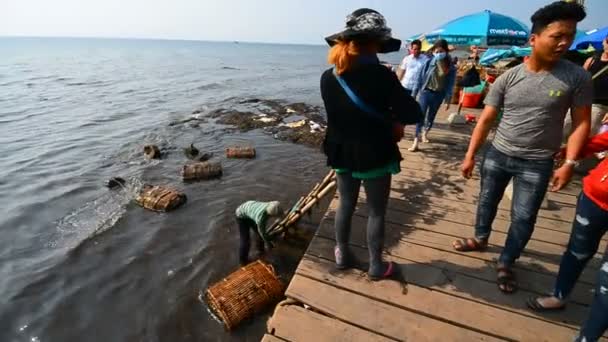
top-left (334, 245), bottom-right (351, 270)
top-left (408, 139), bottom-right (419, 152)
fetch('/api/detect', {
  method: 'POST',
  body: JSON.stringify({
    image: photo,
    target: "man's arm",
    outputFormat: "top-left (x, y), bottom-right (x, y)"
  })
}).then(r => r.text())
top-left (565, 106), bottom-right (592, 160)
top-left (582, 57), bottom-right (594, 71)
top-left (461, 105), bottom-right (500, 178)
top-left (550, 105), bottom-right (591, 191)
top-left (396, 66), bottom-right (405, 81)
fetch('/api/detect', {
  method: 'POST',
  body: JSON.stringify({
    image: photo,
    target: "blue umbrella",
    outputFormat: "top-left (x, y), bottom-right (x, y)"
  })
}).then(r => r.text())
top-left (479, 46), bottom-right (531, 66)
top-left (571, 26), bottom-right (608, 50)
top-left (425, 10), bottom-right (529, 47)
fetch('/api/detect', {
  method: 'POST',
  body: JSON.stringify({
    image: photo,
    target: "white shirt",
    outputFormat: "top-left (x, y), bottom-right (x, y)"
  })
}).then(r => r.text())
top-left (399, 54), bottom-right (429, 91)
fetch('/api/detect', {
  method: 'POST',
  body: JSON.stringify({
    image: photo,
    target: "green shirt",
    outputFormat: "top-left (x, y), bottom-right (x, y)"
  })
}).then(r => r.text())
top-left (426, 62), bottom-right (447, 92)
top-left (334, 160), bottom-right (400, 179)
top-left (235, 201), bottom-right (274, 242)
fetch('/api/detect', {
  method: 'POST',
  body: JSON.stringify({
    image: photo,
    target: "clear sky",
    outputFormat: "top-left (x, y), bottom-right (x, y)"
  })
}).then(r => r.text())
top-left (1, 0), bottom-right (606, 45)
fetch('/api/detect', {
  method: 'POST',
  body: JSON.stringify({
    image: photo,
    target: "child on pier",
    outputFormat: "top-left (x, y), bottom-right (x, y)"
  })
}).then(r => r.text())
top-left (235, 200), bottom-right (283, 266)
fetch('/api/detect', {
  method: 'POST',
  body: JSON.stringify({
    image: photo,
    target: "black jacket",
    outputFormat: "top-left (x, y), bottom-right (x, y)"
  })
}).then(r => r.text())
top-left (320, 63), bottom-right (422, 172)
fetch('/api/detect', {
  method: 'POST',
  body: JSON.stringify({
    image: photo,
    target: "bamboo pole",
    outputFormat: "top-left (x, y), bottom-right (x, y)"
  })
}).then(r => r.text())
top-left (268, 180), bottom-right (336, 237)
top-left (283, 180), bottom-right (336, 228)
top-left (271, 170), bottom-right (335, 231)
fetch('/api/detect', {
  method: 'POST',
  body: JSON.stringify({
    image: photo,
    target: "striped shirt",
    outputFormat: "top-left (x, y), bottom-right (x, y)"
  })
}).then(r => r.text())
top-left (235, 201), bottom-right (273, 241)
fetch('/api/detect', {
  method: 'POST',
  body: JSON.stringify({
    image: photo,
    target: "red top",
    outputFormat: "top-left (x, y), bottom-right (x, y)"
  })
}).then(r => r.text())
top-left (580, 132), bottom-right (608, 210)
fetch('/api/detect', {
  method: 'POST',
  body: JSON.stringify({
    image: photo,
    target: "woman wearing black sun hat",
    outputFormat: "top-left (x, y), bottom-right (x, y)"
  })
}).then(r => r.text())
top-left (320, 8), bottom-right (422, 280)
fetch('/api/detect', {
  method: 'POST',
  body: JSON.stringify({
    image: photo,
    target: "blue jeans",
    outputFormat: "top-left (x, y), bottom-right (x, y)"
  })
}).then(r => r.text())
top-left (474, 146), bottom-right (554, 266)
top-left (554, 194), bottom-right (608, 342)
top-left (577, 249), bottom-right (608, 342)
top-left (554, 193), bottom-right (608, 300)
top-left (415, 89), bottom-right (444, 137)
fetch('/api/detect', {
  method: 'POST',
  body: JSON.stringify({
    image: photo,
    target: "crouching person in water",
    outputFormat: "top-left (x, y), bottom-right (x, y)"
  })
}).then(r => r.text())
top-left (235, 200), bottom-right (283, 266)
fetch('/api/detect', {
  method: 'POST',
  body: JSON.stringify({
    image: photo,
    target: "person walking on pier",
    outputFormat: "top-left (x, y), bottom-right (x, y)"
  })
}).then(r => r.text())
top-left (526, 130), bottom-right (608, 341)
top-left (453, 1), bottom-right (592, 294)
top-left (396, 39), bottom-right (429, 98)
top-left (408, 39), bottom-right (456, 151)
top-left (321, 8), bottom-right (422, 280)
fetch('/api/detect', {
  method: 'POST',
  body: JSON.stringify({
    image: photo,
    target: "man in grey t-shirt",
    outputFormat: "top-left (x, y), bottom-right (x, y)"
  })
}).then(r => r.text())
top-left (452, 1), bottom-right (592, 294)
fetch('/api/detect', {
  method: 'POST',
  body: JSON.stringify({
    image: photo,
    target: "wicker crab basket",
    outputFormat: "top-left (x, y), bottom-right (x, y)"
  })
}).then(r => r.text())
top-left (205, 260), bottom-right (284, 330)
top-left (134, 184), bottom-right (187, 212)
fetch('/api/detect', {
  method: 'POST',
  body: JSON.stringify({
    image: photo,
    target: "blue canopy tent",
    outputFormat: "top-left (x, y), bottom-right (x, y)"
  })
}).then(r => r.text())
top-left (425, 10), bottom-right (529, 47)
top-left (571, 26), bottom-right (608, 50)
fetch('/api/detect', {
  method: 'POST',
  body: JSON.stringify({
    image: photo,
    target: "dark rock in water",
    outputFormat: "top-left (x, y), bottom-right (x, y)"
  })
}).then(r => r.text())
top-left (239, 98), bottom-right (261, 104)
top-left (144, 145), bottom-right (161, 159)
top-left (105, 177), bottom-right (126, 189)
top-left (210, 98), bottom-right (326, 148)
top-left (183, 143), bottom-right (199, 159)
top-left (168, 116), bottom-right (207, 127)
top-left (274, 124), bottom-right (325, 148)
top-left (198, 153), bottom-right (213, 162)
top-left (192, 108), bottom-right (203, 114)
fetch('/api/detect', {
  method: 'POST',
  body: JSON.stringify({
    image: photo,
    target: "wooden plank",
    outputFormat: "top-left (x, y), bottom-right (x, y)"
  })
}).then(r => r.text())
top-left (323, 203), bottom-right (604, 273)
top-left (308, 232), bottom-right (593, 306)
top-left (297, 254), bottom-right (580, 342)
top-left (267, 304), bottom-right (392, 342)
top-left (394, 162), bottom-right (582, 197)
top-left (331, 187), bottom-right (578, 236)
top-left (316, 215), bottom-right (599, 285)
top-left (286, 274), bottom-right (502, 342)
top-left (391, 177), bottom-right (578, 216)
top-left (327, 196), bottom-right (578, 249)
top-left (353, 201), bottom-right (580, 247)
top-left (386, 179), bottom-right (577, 223)
top-left (391, 172), bottom-right (579, 204)
top-left (261, 334), bottom-right (286, 342)
top-left (306, 236), bottom-right (593, 323)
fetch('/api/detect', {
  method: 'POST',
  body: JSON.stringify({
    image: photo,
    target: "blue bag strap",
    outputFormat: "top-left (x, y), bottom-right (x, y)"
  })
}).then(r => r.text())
top-left (332, 68), bottom-right (387, 123)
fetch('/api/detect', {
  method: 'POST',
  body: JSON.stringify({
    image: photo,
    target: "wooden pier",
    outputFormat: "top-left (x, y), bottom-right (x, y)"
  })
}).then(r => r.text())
top-left (263, 113), bottom-right (607, 342)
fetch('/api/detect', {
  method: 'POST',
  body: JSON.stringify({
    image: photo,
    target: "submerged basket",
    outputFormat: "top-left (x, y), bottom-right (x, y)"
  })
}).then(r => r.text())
top-left (226, 147), bottom-right (256, 159)
top-left (134, 184), bottom-right (187, 212)
top-left (205, 260), bottom-right (284, 330)
top-left (182, 161), bottom-right (223, 181)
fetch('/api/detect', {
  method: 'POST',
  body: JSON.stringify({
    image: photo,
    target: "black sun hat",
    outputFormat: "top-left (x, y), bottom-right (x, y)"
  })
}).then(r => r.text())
top-left (325, 8), bottom-right (401, 53)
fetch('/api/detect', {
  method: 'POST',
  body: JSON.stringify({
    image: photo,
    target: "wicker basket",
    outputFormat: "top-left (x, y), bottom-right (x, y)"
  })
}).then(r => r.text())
top-left (182, 161), bottom-right (222, 181)
top-left (205, 260), bottom-right (284, 330)
top-left (134, 184), bottom-right (187, 212)
top-left (226, 147), bottom-right (256, 159)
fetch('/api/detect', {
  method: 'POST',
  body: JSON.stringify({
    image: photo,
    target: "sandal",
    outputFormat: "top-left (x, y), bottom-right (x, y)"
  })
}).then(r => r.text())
top-left (497, 266), bottom-right (518, 294)
top-left (526, 296), bottom-right (566, 312)
top-left (368, 261), bottom-right (395, 281)
top-left (452, 238), bottom-right (488, 252)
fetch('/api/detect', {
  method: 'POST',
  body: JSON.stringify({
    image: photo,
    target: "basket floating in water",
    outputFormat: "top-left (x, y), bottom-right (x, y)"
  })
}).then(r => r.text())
top-left (205, 260), bottom-right (284, 330)
top-left (226, 147), bottom-right (256, 159)
top-left (182, 161), bottom-right (222, 181)
top-left (134, 184), bottom-right (186, 212)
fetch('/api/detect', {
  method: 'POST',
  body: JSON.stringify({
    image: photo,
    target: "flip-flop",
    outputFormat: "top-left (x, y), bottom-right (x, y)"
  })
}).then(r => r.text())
top-left (452, 237), bottom-right (487, 252)
top-left (368, 261), bottom-right (395, 281)
top-left (526, 296), bottom-right (566, 312)
top-left (497, 267), bottom-right (518, 294)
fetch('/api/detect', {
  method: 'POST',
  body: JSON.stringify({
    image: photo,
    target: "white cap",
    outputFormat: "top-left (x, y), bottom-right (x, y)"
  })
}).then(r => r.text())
top-left (266, 201), bottom-right (283, 216)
